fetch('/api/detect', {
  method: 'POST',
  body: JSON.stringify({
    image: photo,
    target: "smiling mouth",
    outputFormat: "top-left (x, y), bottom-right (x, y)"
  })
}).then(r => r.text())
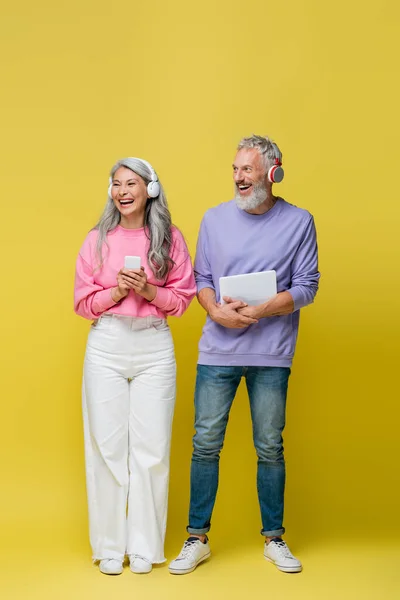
top-left (237, 184), bottom-right (252, 193)
top-left (119, 199), bottom-right (134, 206)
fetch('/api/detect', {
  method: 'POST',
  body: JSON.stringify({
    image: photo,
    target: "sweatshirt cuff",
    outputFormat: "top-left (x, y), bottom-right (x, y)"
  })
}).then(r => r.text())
top-left (196, 281), bottom-right (215, 294)
top-left (149, 286), bottom-right (171, 310)
top-left (287, 287), bottom-right (306, 312)
top-left (92, 288), bottom-right (118, 314)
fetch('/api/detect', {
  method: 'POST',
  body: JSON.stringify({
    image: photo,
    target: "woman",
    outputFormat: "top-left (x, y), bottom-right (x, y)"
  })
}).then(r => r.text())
top-left (74, 157), bottom-right (196, 575)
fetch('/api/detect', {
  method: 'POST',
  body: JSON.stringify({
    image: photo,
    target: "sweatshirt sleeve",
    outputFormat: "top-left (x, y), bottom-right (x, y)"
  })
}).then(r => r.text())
top-left (194, 214), bottom-right (215, 293)
top-left (74, 234), bottom-right (118, 320)
top-left (287, 215), bottom-right (320, 311)
top-left (149, 229), bottom-right (196, 317)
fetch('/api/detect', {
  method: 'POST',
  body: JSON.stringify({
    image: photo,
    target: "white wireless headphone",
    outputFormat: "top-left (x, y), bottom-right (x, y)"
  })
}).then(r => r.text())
top-left (267, 143), bottom-right (284, 183)
top-left (109, 157), bottom-right (160, 198)
top-left (135, 158), bottom-right (160, 198)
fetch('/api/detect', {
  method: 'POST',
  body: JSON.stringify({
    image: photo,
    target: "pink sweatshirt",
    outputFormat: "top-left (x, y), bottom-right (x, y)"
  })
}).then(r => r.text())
top-left (74, 225), bottom-right (196, 320)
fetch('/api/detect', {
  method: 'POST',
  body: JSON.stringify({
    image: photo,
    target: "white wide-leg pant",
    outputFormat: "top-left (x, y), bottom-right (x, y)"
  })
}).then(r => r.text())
top-left (82, 314), bottom-right (176, 564)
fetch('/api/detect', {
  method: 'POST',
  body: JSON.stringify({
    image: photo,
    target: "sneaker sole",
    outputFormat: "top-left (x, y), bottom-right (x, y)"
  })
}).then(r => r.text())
top-left (99, 569), bottom-right (123, 575)
top-left (130, 567), bottom-right (152, 574)
top-left (169, 551), bottom-right (211, 575)
top-left (264, 555), bottom-right (302, 573)
top-left (130, 570), bottom-right (152, 574)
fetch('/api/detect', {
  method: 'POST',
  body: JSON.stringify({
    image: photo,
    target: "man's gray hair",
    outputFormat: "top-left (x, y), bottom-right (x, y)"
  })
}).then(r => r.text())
top-left (237, 135), bottom-right (282, 172)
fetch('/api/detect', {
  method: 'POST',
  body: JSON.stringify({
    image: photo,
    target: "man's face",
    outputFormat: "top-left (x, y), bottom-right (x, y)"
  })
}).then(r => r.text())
top-left (233, 148), bottom-right (269, 210)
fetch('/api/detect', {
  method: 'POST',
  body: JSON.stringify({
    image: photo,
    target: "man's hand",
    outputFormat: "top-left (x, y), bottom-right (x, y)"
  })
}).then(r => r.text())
top-left (236, 304), bottom-right (262, 320)
top-left (209, 296), bottom-right (259, 328)
top-left (240, 292), bottom-right (295, 318)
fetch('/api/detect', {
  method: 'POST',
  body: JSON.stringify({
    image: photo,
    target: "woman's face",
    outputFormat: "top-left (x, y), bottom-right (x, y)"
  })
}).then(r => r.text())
top-left (111, 166), bottom-right (149, 223)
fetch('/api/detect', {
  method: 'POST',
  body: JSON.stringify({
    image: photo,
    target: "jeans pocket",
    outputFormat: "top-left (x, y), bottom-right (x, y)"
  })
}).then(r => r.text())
top-left (91, 316), bottom-right (112, 330)
top-left (152, 319), bottom-right (169, 332)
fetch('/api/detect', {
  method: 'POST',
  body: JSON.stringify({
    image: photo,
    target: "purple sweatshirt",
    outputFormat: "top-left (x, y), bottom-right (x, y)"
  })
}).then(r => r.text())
top-left (194, 198), bottom-right (320, 367)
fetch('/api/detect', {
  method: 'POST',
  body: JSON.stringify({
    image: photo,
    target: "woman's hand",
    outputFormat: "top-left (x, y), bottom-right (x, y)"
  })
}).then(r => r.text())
top-left (117, 267), bottom-right (157, 302)
top-left (110, 268), bottom-right (134, 303)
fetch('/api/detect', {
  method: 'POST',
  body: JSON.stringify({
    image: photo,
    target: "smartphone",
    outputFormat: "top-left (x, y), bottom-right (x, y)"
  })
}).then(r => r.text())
top-left (124, 256), bottom-right (141, 270)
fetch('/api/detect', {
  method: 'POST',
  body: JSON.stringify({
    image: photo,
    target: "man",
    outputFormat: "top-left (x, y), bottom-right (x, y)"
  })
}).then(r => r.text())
top-left (169, 135), bottom-right (320, 575)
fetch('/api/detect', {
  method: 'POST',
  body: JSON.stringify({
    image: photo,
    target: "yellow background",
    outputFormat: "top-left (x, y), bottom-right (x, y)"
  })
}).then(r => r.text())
top-left (1, 1), bottom-right (399, 598)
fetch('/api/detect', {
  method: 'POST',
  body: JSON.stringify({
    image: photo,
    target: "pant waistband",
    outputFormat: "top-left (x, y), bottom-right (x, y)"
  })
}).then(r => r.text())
top-left (98, 314), bottom-right (165, 331)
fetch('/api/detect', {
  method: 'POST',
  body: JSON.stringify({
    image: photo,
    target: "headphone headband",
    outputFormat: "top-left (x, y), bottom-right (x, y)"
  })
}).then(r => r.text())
top-left (129, 157), bottom-right (158, 183)
top-left (109, 157), bottom-right (160, 198)
top-left (267, 142), bottom-right (284, 183)
top-left (270, 142), bottom-right (282, 165)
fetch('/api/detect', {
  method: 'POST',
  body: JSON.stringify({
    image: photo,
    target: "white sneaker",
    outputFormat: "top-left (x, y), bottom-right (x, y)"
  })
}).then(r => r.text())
top-left (264, 539), bottom-right (302, 573)
top-left (99, 558), bottom-right (124, 575)
top-left (129, 555), bottom-right (152, 574)
top-left (169, 537), bottom-right (211, 575)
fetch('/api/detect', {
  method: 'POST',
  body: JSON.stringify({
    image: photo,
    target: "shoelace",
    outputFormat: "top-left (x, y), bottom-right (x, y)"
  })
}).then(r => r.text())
top-left (102, 559), bottom-right (121, 564)
top-left (130, 554), bottom-right (150, 564)
top-left (271, 540), bottom-right (294, 559)
top-left (177, 539), bottom-right (199, 560)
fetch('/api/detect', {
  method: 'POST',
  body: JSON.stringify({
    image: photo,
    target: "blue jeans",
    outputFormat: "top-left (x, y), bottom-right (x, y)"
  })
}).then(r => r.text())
top-left (187, 365), bottom-right (290, 537)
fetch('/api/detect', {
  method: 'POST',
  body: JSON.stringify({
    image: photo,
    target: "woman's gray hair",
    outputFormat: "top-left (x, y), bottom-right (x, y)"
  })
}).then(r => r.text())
top-left (93, 157), bottom-right (174, 280)
top-left (237, 135), bottom-right (282, 172)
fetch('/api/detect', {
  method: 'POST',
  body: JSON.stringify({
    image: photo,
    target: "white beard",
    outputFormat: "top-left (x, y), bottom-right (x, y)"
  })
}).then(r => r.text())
top-left (234, 182), bottom-right (268, 211)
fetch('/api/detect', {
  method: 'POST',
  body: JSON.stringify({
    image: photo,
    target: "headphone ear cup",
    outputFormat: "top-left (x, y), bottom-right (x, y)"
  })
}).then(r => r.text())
top-left (147, 180), bottom-right (160, 198)
top-left (268, 165), bottom-right (284, 183)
